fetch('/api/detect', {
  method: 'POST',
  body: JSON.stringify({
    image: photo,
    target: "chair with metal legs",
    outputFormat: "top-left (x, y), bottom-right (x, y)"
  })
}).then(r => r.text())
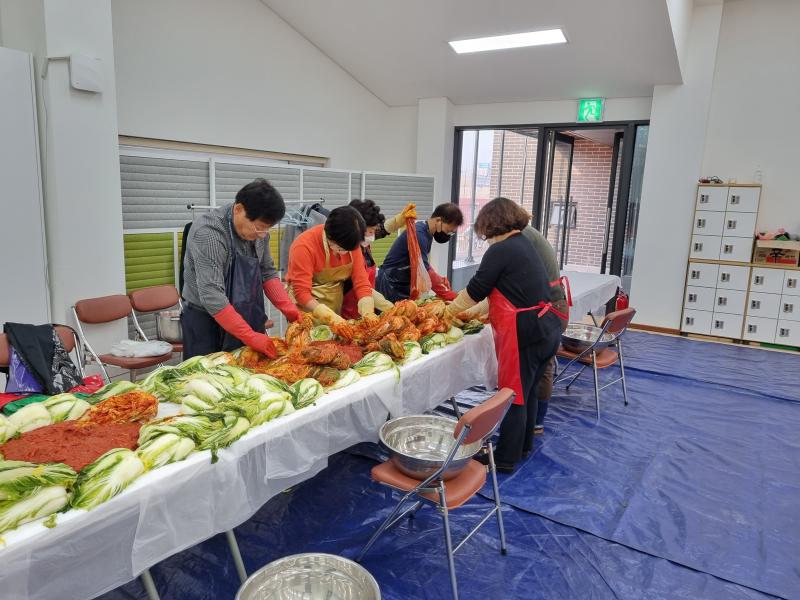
top-left (72, 295), bottom-right (172, 383)
top-left (357, 388), bottom-right (515, 600)
top-left (554, 307), bottom-right (636, 419)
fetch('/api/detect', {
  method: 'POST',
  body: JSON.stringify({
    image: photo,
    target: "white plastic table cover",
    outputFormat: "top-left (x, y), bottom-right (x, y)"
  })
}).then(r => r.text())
top-left (0, 328), bottom-right (497, 600)
top-left (561, 271), bottom-right (621, 321)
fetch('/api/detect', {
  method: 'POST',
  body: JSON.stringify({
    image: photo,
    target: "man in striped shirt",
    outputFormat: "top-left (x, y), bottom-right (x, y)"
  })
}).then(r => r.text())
top-left (181, 178), bottom-right (299, 358)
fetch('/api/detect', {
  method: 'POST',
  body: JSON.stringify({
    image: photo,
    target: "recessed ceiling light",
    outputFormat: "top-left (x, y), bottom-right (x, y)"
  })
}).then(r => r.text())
top-left (449, 29), bottom-right (567, 54)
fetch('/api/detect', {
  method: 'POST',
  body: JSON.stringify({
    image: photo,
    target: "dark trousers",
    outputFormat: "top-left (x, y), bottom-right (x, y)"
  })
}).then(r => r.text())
top-left (181, 304), bottom-right (223, 359)
top-left (494, 344), bottom-right (550, 465)
top-left (534, 300), bottom-right (569, 427)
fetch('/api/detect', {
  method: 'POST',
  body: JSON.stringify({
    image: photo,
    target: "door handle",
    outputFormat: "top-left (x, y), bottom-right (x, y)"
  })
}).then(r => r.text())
top-left (690, 270), bottom-right (700, 279)
top-left (694, 242), bottom-right (703, 252)
top-left (714, 320), bottom-right (724, 329)
top-left (723, 244), bottom-right (734, 254)
top-left (685, 316), bottom-right (694, 325)
top-left (720, 273), bottom-right (731, 282)
top-left (688, 294), bottom-right (697, 302)
top-left (700, 194), bottom-right (709, 203)
top-left (778, 328), bottom-right (790, 337)
top-left (747, 324), bottom-right (757, 333)
top-left (730, 195), bottom-right (740, 205)
top-left (754, 275), bottom-right (764, 285)
top-left (751, 300), bottom-right (761, 309)
top-left (727, 219), bottom-right (737, 230)
top-left (788, 278), bottom-right (797, 289)
top-left (784, 303), bottom-right (794, 314)
top-left (717, 297), bottom-right (728, 306)
top-left (697, 218), bottom-right (706, 228)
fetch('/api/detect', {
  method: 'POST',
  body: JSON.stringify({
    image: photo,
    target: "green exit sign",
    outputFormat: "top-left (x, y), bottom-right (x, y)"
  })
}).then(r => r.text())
top-left (577, 98), bottom-right (604, 122)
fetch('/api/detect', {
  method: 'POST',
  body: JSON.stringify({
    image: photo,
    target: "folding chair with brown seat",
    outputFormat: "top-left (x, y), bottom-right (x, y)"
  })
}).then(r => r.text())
top-left (554, 307), bottom-right (637, 419)
top-left (128, 285), bottom-right (183, 355)
top-left (72, 295), bottom-right (172, 383)
top-left (357, 388), bottom-right (515, 600)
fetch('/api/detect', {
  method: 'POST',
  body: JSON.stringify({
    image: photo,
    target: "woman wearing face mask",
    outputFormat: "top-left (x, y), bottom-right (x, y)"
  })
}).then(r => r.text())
top-left (286, 206), bottom-right (378, 326)
top-left (446, 197), bottom-right (564, 472)
top-left (375, 203), bottom-right (463, 302)
top-left (340, 199), bottom-right (401, 319)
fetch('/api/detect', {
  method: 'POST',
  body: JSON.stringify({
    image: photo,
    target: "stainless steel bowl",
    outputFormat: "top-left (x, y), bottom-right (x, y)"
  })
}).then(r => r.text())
top-left (156, 309), bottom-right (182, 343)
top-left (379, 415), bottom-right (482, 481)
top-left (236, 553), bottom-right (380, 600)
top-left (561, 323), bottom-right (615, 353)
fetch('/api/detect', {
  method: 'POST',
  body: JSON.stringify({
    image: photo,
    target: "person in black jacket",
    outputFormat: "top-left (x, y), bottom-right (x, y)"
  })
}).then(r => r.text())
top-left (447, 197), bottom-right (564, 471)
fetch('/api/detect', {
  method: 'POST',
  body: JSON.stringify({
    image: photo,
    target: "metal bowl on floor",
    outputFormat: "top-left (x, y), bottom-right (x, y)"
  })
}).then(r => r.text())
top-left (236, 553), bottom-right (380, 600)
top-left (561, 323), bottom-right (615, 353)
top-left (379, 415), bottom-right (482, 481)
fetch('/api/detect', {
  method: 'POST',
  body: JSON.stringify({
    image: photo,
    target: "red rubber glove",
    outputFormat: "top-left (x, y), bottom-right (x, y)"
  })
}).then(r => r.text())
top-left (428, 268), bottom-right (457, 301)
top-left (263, 278), bottom-right (300, 323)
top-left (213, 304), bottom-right (277, 358)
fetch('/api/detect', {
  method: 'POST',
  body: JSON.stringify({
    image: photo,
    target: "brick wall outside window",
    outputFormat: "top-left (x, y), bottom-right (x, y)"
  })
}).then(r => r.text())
top-left (455, 130), bottom-right (618, 270)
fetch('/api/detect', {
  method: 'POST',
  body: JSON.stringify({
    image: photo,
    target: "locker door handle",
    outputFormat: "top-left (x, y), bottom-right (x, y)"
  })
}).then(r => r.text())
top-left (694, 242), bottom-right (703, 251)
top-left (697, 218), bottom-right (706, 228)
top-left (722, 244), bottom-right (734, 254)
top-left (685, 317), bottom-right (694, 325)
top-left (717, 297), bottom-right (727, 306)
top-left (747, 324), bottom-right (757, 333)
top-left (730, 195), bottom-right (740, 205)
top-left (720, 273), bottom-right (731, 282)
top-left (754, 275), bottom-right (764, 285)
top-left (714, 320), bottom-right (724, 329)
top-left (778, 328), bottom-right (790, 337)
top-left (690, 270), bottom-right (700, 279)
top-left (784, 303), bottom-right (794, 314)
top-left (700, 194), bottom-right (709, 203)
top-left (727, 219), bottom-right (737, 230)
top-left (788, 278), bottom-right (798, 289)
top-left (688, 294), bottom-right (697, 302)
top-left (751, 300), bottom-right (761, 309)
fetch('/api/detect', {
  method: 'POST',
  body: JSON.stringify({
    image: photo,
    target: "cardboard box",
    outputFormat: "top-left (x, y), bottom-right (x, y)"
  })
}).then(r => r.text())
top-left (754, 240), bottom-right (800, 266)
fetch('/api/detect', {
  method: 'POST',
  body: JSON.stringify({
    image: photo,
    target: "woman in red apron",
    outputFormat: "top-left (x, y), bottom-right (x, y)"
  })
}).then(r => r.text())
top-left (447, 197), bottom-right (563, 472)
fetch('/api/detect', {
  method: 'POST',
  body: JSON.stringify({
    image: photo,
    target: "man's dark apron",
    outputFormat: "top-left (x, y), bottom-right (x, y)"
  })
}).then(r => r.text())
top-left (182, 214), bottom-right (266, 358)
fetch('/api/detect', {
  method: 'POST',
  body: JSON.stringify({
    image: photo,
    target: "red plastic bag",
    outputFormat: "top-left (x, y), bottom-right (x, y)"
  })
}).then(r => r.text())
top-left (406, 217), bottom-right (431, 299)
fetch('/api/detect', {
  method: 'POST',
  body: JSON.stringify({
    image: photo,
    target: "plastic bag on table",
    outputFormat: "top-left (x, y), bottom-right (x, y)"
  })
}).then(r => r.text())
top-left (406, 216), bottom-right (431, 299)
top-left (5, 347), bottom-right (43, 393)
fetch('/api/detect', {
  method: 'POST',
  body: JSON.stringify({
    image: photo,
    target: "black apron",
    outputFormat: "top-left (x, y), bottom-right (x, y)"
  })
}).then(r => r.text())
top-left (182, 212), bottom-right (267, 358)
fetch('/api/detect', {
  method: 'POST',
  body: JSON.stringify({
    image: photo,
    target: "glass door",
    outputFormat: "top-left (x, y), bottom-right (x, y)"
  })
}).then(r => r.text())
top-left (541, 132), bottom-right (575, 268)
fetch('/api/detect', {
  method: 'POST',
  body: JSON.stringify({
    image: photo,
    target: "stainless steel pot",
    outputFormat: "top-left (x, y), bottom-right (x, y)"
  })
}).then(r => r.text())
top-left (379, 415), bottom-right (482, 481)
top-left (236, 553), bottom-right (380, 600)
top-left (156, 309), bottom-right (182, 343)
top-left (561, 323), bottom-right (615, 353)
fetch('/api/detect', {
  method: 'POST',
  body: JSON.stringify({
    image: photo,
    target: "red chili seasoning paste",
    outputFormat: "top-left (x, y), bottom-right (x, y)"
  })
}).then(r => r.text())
top-left (0, 421), bottom-right (140, 471)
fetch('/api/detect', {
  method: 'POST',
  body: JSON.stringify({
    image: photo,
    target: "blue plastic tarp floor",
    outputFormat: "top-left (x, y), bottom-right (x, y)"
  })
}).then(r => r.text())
top-left (98, 332), bottom-right (799, 600)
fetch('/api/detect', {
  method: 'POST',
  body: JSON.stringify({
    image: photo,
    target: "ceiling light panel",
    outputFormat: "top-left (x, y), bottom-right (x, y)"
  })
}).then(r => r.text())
top-left (449, 29), bottom-right (567, 54)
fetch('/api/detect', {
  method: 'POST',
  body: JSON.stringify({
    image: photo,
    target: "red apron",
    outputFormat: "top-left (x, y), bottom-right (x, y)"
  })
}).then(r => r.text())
top-left (489, 289), bottom-right (568, 406)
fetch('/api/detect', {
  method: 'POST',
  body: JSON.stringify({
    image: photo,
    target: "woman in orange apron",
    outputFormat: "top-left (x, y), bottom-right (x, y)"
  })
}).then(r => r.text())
top-left (448, 197), bottom-right (563, 472)
top-left (286, 206), bottom-right (377, 325)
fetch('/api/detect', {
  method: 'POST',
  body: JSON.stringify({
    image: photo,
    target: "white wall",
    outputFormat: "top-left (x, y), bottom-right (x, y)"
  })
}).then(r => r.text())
top-left (452, 96), bottom-right (652, 127)
top-left (1, 0), bottom-right (127, 356)
top-left (416, 98), bottom-right (456, 275)
top-left (666, 0), bottom-right (698, 80)
top-left (111, 0), bottom-right (417, 173)
top-left (629, 3), bottom-right (724, 329)
top-left (702, 0), bottom-right (800, 233)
